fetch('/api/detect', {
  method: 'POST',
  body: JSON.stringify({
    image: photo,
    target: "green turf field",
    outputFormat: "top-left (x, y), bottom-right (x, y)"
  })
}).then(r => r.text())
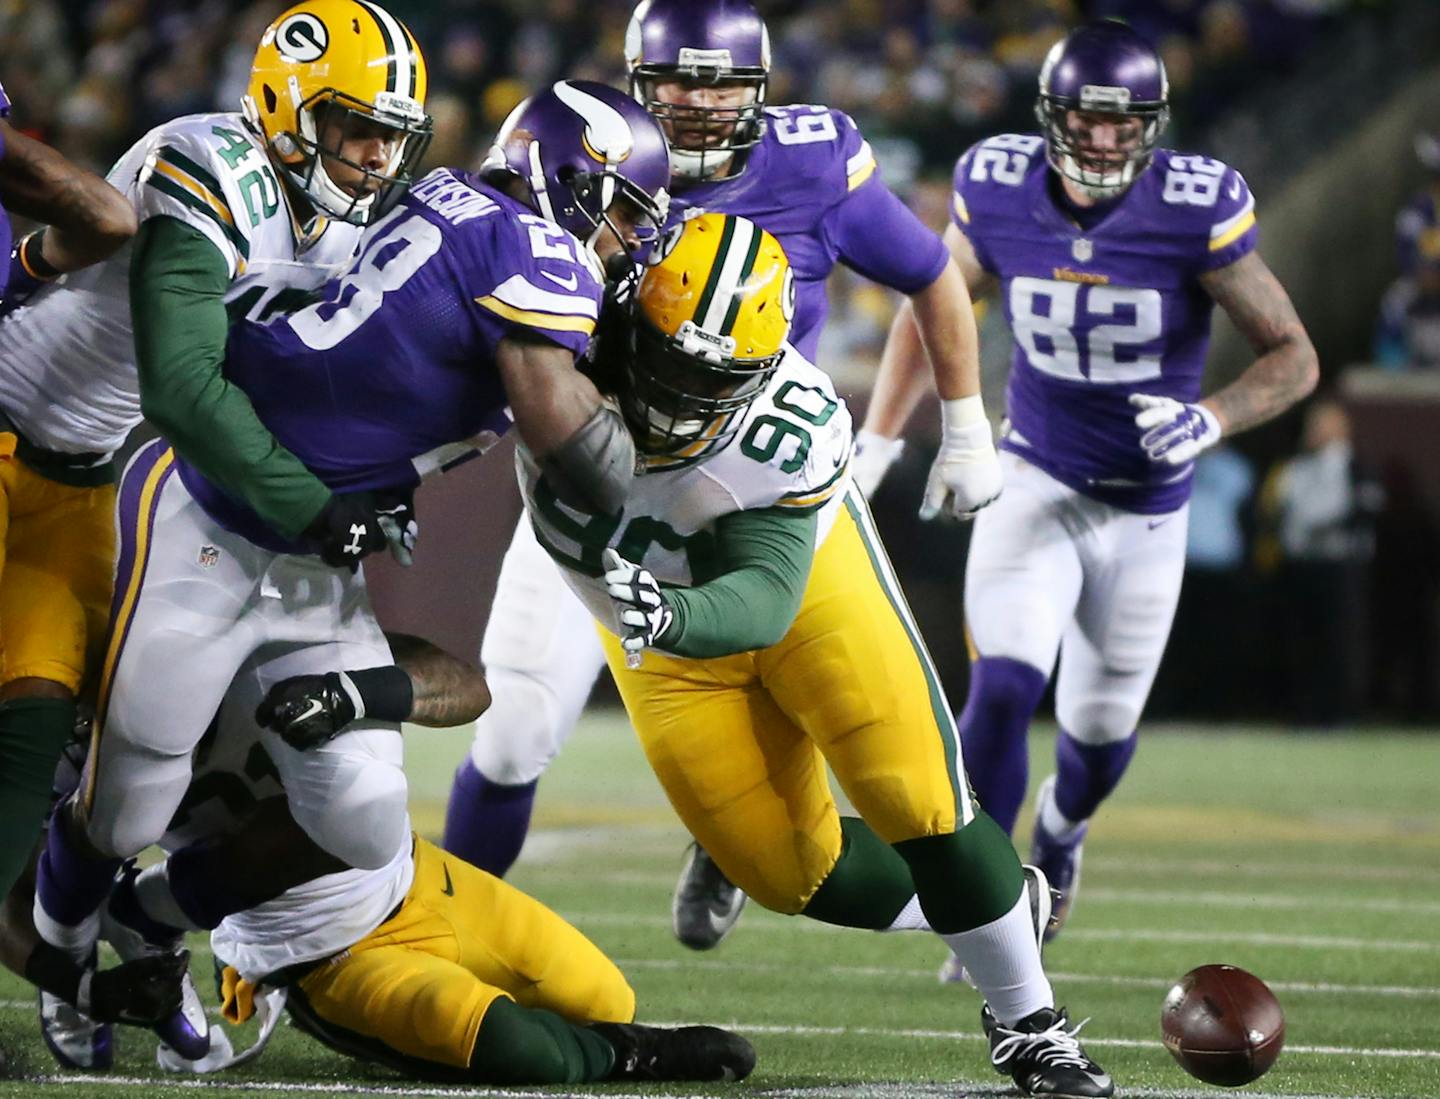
top-left (2, 712), bottom-right (1436, 1099)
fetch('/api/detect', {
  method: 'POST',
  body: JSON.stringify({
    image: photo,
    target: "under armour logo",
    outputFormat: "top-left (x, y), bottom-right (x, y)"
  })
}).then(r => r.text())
top-left (344, 522), bottom-right (367, 557)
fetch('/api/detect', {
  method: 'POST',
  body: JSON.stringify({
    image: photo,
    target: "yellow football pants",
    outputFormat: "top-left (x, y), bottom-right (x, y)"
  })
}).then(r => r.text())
top-left (600, 492), bottom-right (972, 915)
top-left (0, 446), bottom-right (115, 692)
top-left (294, 837), bottom-right (635, 1071)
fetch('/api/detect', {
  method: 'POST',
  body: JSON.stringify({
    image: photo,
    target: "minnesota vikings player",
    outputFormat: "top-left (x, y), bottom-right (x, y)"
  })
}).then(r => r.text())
top-left (510, 212), bottom-right (1113, 1097)
top-left (445, 0), bottom-right (1002, 952)
top-left (31, 80), bottom-right (670, 1063)
top-left (859, 21), bottom-right (1318, 945)
top-left (0, 79), bottom-right (137, 906)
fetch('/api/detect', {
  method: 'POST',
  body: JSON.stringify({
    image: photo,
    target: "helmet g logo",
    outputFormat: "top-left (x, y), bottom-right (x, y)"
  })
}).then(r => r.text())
top-left (780, 266), bottom-right (796, 323)
top-left (276, 13), bottom-right (328, 63)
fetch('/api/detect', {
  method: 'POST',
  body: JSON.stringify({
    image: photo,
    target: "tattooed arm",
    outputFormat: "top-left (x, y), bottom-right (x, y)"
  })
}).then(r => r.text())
top-left (1198, 251), bottom-right (1319, 436)
top-left (0, 119), bottom-right (136, 271)
top-left (386, 632), bottom-right (492, 728)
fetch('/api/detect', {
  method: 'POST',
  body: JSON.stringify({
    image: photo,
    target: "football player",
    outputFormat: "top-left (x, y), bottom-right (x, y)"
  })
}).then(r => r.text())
top-left (31, 79), bottom-right (669, 1065)
top-left (444, 0), bottom-right (1002, 952)
top-left (0, 81), bottom-right (137, 906)
top-left (510, 212), bottom-right (1113, 1097)
top-left (858, 21), bottom-right (1318, 947)
top-left (5, 638), bottom-right (753, 1084)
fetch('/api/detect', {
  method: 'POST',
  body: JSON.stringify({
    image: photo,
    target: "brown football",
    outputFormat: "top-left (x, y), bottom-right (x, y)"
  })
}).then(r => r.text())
top-left (1161, 964), bottom-right (1285, 1087)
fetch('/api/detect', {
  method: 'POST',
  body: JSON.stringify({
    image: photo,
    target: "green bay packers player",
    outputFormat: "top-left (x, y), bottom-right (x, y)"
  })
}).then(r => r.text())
top-left (522, 213), bottom-right (1115, 1098)
top-left (8, 0), bottom-right (431, 1062)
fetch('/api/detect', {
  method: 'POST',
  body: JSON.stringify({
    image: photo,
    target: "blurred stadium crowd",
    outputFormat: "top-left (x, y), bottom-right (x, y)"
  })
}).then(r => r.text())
top-left (4, 0), bottom-right (1437, 728)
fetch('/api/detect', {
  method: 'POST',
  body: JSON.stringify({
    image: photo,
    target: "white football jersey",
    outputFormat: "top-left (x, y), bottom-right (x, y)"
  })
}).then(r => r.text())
top-left (0, 112), bottom-right (361, 455)
top-left (521, 344), bottom-right (854, 638)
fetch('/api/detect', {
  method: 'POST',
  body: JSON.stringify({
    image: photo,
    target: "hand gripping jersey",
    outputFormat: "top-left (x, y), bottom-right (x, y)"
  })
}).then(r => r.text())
top-left (0, 113), bottom-right (361, 456)
top-left (202, 168), bottom-right (606, 550)
top-left (670, 105), bottom-right (947, 360)
top-left (953, 134), bottom-right (1258, 514)
top-left (522, 345), bottom-right (852, 638)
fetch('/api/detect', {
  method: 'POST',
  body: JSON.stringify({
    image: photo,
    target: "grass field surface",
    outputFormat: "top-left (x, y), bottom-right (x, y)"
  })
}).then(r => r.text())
top-left (1, 712), bottom-right (1435, 1099)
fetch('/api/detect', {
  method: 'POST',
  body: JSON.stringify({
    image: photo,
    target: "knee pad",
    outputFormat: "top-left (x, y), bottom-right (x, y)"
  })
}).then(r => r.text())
top-left (1057, 697), bottom-right (1141, 746)
top-left (292, 759), bottom-right (409, 871)
top-left (467, 670), bottom-right (575, 786)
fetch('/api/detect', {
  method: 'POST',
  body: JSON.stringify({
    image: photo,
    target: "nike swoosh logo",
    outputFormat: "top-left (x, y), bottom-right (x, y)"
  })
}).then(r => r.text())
top-left (1147, 517), bottom-right (1173, 530)
top-left (441, 863), bottom-right (455, 897)
top-left (293, 699), bottom-right (325, 725)
top-left (541, 270), bottom-right (579, 291)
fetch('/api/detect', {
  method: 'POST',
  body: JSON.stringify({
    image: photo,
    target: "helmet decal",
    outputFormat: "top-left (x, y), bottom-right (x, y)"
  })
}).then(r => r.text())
top-left (276, 13), bottom-right (328, 62)
top-left (554, 81), bottom-right (635, 166)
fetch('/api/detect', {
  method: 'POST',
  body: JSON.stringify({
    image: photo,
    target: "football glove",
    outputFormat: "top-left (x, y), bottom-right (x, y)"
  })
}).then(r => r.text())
top-left (1130, 393), bottom-right (1222, 466)
top-left (80, 951), bottom-right (189, 1026)
top-left (921, 396), bottom-right (1003, 521)
top-left (602, 548), bottom-right (673, 666)
top-left (374, 488), bottom-right (419, 567)
top-left (850, 430), bottom-right (905, 498)
top-left (255, 666), bottom-right (415, 749)
top-left (304, 492), bottom-right (390, 571)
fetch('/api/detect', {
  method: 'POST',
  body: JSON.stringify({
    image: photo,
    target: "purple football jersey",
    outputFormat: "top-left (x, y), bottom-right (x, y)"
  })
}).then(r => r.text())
top-left (0, 80), bottom-right (12, 298)
top-left (671, 105), bottom-right (947, 360)
top-left (183, 168), bottom-right (605, 550)
top-left (953, 134), bottom-right (1258, 514)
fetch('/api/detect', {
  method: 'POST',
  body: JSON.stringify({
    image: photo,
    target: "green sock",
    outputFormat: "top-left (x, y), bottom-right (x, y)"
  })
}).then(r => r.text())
top-left (894, 811), bottom-right (1023, 934)
top-left (468, 997), bottom-right (615, 1083)
top-left (800, 816), bottom-right (917, 929)
top-left (0, 697), bottom-right (77, 898)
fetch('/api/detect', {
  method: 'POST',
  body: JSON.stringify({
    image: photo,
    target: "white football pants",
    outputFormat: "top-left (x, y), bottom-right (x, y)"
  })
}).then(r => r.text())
top-left (963, 451), bottom-right (1188, 745)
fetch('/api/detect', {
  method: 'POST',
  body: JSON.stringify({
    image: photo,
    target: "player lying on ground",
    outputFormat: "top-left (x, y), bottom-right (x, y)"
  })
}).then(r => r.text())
top-left (4, 635), bottom-right (754, 1084)
top-left (446, 0), bottom-right (1004, 954)
top-left (30, 80), bottom-right (669, 1064)
top-left (856, 21), bottom-right (1318, 952)
top-left (514, 211), bottom-right (1113, 1099)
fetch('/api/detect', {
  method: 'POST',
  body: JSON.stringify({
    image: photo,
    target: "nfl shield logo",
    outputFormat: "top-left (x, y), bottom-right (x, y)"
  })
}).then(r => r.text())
top-left (1072, 238), bottom-right (1094, 262)
top-left (198, 545), bottom-right (220, 568)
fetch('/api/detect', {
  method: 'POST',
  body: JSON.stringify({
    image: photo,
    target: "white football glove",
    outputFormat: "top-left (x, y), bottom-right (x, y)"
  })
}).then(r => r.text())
top-left (921, 395), bottom-right (1003, 521)
top-left (850, 430), bottom-right (905, 498)
top-left (1129, 393), bottom-right (1222, 467)
top-left (602, 548), bottom-right (673, 667)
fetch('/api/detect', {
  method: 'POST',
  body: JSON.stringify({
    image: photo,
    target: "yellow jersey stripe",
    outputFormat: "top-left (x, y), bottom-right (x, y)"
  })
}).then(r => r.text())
top-left (474, 296), bottom-right (597, 335)
top-left (1208, 209), bottom-right (1256, 252)
top-left (151, 159), bottom-right (236, 228)
top-left (847, 158), bottom-right (878, 192)
top-left (87, 446), bottom-right (176, 811)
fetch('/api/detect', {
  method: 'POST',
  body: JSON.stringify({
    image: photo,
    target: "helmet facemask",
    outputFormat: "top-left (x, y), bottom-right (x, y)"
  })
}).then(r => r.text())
top-left (1037, 86), bottom-right (1168, 202)
top-left (281, 88), bottom-right (432, 225)
top-left (631, 64), bottom-right (767, 181)
top-left (622, 314), bottom-right (779, 461)
top-left (546, 167), bottom-right (670, 267)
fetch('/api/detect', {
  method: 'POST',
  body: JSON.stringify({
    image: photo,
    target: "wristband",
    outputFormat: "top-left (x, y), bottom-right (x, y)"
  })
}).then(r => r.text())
top-left (17, 230), bottom-right (61, 281)
top-left (343, 665), bottom-right (415, 723)
top-left (939, 394), bottom-right (987, 432)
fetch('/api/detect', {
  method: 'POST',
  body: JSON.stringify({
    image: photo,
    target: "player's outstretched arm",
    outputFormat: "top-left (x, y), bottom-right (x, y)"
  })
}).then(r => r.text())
top-left (0, 120), bottom-right (136, 274)
top-left (1197, 252), bottom-right (1319, 435)
top-left (498, 331), bottom-right (636, 515)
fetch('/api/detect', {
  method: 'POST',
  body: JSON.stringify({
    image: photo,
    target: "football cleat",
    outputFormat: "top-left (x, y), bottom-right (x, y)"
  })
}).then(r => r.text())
top-left (939, 863), bottom-right (1056, 986)
top-left (103, 865), bottom-right (211, 1061)
top-left (590, 1021), bottom-right (756, 1082)
top-left (39, 986), bottom-right (113, 1070)
top-left (1030, 776), bottom-right (1087, 942)
top-left (989, 1006), bottom-right (1114, 1098)
top-left (672, 843), bottom-right (747, 951)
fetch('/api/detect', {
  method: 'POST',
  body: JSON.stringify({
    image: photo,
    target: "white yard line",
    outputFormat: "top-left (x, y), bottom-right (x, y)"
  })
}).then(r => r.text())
top-left (1077, 887), bottom-right (1440, 916)
top-left (1084, 855), bottom-right (1436, 884)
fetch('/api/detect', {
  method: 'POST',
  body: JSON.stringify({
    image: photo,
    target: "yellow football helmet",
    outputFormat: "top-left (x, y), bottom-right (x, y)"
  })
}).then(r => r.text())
top-left (622, 212), bottom-right (794, 460)
top-left (242, 0), bottom-right (431, 224)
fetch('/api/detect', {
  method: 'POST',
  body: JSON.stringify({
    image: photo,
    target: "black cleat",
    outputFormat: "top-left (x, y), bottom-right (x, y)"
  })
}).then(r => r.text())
top-left (671, 842), bottom-right (747, 951)
top-left (988, 1006), bottom-right (1114, 1097)
top-left (591, 1021), bottom-right (756, 1082)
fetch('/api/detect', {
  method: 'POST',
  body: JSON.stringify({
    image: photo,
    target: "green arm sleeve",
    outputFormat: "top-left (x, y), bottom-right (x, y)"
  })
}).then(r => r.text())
top-left (660, 507), bottom-right (818, 659)
top-left (130, 216), bottom-right (331, 539)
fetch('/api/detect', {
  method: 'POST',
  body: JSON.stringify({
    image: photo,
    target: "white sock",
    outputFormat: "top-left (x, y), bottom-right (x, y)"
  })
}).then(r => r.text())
top-left (938, 892), bottom-right (1053, 1025)
top-left (135, 862), bottom-right (203, 932)
top-left (31, 898), bottom-right (100, 966)
top-left (883, 894), bottom-right (932, 932)
top-left (1038, 782), bottom-right (1086, 844)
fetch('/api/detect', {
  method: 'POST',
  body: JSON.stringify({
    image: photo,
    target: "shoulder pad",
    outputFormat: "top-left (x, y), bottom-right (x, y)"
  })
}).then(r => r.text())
top-left (471, 207), bottom-right (605, 347)
top-left (951, 133), bottom-right (1046, 227)
top-left (762, 105), bottom-right (873, 192)
top-left (1149, 151), bottom-right (1257, 265)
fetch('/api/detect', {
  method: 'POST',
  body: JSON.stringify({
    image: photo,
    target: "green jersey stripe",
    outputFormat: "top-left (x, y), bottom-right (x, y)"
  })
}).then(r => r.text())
top-left (156, 147), bottom-right (226, 199)
top-left (146, 173), bottom-right (250, 260)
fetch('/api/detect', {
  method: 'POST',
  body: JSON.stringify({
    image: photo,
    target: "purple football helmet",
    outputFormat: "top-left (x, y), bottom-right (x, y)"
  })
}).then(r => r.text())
top-left (1036, 21), bottom-right (1169, 199)
top-left (625, 0), bottom-right (770, 180)
top-left (481, 80), bottom-right (671, 260)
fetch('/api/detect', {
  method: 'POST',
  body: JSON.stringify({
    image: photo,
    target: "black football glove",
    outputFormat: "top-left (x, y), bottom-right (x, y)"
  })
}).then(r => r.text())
top-left (82, 951), bottom-right (189, 1026)
top-left (305, 492), bottom-right (390, 571)
top-left (255, 672), bottom-right (357, 749)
